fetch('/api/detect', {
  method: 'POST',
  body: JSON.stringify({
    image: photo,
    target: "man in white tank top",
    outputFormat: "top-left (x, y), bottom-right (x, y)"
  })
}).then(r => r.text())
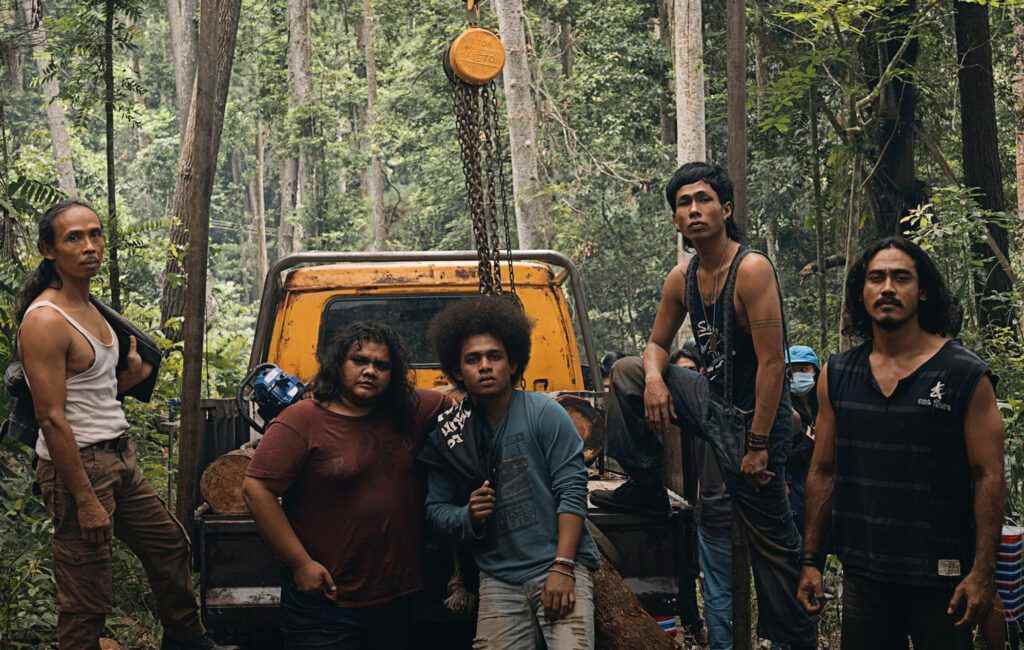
top-left (18, 202), bottom-right (228, 650)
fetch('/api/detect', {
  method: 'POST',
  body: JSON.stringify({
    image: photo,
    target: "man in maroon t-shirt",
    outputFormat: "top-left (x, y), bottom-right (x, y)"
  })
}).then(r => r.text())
top-left (243, 322), bottom-right (450, 650)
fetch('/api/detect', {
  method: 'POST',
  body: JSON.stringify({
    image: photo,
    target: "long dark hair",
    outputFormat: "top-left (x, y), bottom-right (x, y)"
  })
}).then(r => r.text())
top-left (843, 237), bottom-right (962, 340)
top-left (15, 200), bottom-right (95, 321)
top-left (312, 322), bottom-right (416, 429)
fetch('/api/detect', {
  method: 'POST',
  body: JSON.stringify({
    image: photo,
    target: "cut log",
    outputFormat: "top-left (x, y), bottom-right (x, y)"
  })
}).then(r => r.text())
top-left (555, 394), bottom-right (605, 466)
top-left (200, 448), bottom-right (256, 514)
top-left (594, 557), bottom-right (677, 650)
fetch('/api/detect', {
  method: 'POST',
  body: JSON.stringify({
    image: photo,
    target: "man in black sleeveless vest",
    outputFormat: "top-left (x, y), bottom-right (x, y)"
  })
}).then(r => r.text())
top-left (592, 162), bottom-right (817, 648)
top-left (797, 238), bottom-right (1005, 649)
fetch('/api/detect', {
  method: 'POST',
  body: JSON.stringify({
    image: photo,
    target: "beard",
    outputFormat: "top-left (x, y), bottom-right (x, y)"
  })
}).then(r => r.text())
top-left (872, 304), bottom-right (917, 332)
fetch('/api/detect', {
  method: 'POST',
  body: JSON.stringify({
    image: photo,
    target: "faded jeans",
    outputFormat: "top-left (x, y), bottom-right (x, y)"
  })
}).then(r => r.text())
top-left (36, 436), bottom-right (204, 650)
top-left (698, 527), bottom-right (734, 650)
top-left (474, 567), bottom-right (594, 650)
top-left (606, 357), bottom-right (817, 647)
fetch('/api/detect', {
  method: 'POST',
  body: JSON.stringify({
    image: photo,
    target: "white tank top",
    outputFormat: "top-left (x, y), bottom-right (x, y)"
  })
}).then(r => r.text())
top-left (21, 300), bottom-right (130, 460)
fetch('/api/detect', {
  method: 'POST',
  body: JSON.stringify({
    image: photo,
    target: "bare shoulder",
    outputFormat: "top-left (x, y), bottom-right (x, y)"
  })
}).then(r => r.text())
top-left (667, 258), bottom-right (691, 287)
top-left (736, 252), bottom-right (777, 292)
top-left (20, 305), bottom-right (71, 346)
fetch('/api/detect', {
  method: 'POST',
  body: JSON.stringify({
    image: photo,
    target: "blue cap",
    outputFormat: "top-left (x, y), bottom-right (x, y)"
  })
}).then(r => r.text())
top-left (786, 345), bottom-right (820, 369)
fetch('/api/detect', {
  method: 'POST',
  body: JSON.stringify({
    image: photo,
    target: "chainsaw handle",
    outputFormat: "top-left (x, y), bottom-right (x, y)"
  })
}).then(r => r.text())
top-left (236, 363), bottom-right (277, 435)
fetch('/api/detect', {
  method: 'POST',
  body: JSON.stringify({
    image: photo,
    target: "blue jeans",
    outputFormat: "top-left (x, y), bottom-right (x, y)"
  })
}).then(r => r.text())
top-left (474, 568), bottom-right (595, 649)
top-left (280, 574), bottom-right (412, 649)
top-left (698, 527), bottom-right (733, 650)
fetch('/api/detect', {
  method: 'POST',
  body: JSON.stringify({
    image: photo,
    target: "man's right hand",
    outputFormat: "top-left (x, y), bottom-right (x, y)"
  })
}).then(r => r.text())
top-left (293, 560), bottom-right (338, 599)
top-left (643, 376), bottom-right (677, 435)
top-left (796, 566), bottom-right (825, 615)
top-left (76, 495), bottom-right (112, 545)
top-left (468, 480), bottom-right (495, 523)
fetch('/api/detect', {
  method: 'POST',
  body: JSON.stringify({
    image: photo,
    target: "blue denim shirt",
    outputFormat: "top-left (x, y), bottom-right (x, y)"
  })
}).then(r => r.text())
top-left (425, 391), bottom-right (600, 585)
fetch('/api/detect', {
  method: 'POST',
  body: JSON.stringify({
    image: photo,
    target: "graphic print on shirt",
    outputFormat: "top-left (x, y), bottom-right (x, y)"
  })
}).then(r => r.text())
top-left (695, 318), bottom-right (726, 381)
top-left (917, 378), bottom-right (951, 412)
top-left (494, 433), bottom-right (537, 535)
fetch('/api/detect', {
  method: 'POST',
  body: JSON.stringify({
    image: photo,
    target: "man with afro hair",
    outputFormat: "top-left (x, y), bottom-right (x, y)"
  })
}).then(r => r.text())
top-left (422, 295), bottom-right (600, 649)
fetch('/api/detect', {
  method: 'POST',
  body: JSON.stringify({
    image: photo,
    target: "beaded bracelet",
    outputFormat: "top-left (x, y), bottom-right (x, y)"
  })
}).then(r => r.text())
top-left (553, 557), bottom-right (576, 569)
top-left (747, 432), bottom-right (769, 451)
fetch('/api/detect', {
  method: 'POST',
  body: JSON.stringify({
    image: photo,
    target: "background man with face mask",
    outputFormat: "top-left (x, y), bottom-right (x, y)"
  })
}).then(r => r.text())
top-left (785, 345), bottom-right (820, 535)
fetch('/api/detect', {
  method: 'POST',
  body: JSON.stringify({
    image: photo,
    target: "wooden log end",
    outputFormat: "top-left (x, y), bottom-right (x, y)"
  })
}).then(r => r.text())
top-left (199, 448), bottom-right (256, 514)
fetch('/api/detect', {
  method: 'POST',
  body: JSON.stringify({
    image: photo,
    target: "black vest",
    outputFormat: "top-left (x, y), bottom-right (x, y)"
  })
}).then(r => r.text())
top-left (686, 248), bottom-right (760, 411)
top-left (827, 339), bottom-right (991, 585)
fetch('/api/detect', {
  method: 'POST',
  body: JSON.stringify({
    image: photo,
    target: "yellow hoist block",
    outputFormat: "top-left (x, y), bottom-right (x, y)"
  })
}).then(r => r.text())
top-left (448, 27), bottom-right (505, 86)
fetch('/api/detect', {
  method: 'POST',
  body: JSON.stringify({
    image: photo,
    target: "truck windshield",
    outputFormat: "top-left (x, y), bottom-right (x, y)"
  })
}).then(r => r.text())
top-left (319, 295), bottom-right (467, 366)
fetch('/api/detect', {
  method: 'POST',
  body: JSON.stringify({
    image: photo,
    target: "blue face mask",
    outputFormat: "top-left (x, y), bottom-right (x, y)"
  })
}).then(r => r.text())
top-left (790, 371), bottom-right (816, 396)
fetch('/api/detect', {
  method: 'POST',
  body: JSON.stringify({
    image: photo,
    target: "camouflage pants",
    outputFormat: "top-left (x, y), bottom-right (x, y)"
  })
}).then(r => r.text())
top-left (36, 436), bottom-right (204, 650)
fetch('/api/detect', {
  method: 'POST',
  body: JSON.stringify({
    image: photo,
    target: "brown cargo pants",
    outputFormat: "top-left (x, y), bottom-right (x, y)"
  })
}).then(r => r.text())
top-left (36, 436), bottom-right (205, 650)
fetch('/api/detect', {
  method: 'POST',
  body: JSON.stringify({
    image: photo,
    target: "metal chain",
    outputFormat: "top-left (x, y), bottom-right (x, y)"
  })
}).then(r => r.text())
top-left (451, 79), bottom-right (496, 294)
top-left (485, 80), bottom-right (516, 295)
top-left (480, 81), bottom-right (504, 294)
top-left (449, 70), bottom-right (516, 297)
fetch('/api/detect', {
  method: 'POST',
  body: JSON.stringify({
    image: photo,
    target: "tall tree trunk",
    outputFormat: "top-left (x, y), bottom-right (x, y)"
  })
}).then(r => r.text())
top-left (166, 0), bottom-right (197, 136)
top-left (362, 0), bottom-right (386, 251)
top-left (277, 0), bottom-right (310, 258)
top-left (558, 19), bottom-right (574, 78)
top-left (495, 0), bottom-right (549, 249)
top-left (955, 1), bottom-right (1013, 328)
top-left (754, 12), bottom-right (766, 120)
top-left (159, 0), bottom-right (240, 342)
top-left (104, 0), bottom-right (121, 311)
top-left (656, 0), bottom-right (676, 148)
top-left (810, 88), bottom-right (827, 354)
top-left (1, 7), bottom-right (22, 91)
top-left (860, 1), bottom-right (924, 237)
top-left (20, 0), bottom-right (77, 197)
top-left (232, 150), bottom-right (256, 299)
top-left (726, 0), bottom-right (747, 231)
top-left (254, 121), bottom-right (269, 297)
top-left (673, 0), bottom-right (705, 274)
top-left (673, 0), bottom-right (705, 165)
top-left (174, 0), bottom-right (242, 526)
top-left (1014, 13), bottom-right (1024, 219)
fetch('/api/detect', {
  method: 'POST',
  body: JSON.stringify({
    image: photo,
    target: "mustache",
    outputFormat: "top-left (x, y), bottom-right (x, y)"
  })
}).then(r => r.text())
top-left (874, 297), bottom-right (902, 308)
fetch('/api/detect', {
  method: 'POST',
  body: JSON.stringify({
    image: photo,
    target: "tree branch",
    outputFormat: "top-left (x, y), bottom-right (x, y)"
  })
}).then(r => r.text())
top-left (914, 123), bottom-right (1017, 286)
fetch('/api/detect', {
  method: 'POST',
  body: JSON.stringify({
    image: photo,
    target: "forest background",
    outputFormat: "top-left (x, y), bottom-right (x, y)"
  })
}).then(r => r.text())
top-left (1, 0), bottom-right (1024, 646)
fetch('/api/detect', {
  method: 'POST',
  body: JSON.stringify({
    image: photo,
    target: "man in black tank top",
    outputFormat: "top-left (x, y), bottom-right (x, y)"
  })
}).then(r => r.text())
top-left (798, 238), bottom-right (1005, 649)
top-left (592, 162), bottom-right (817, 648)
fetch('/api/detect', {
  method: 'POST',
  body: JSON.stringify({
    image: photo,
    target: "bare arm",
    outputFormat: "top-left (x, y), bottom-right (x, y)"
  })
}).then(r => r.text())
top-left (542, 512), bottom-right (585, 620)
top-left (242, 476), bottom-right (337, 597)
top-left (21, 309), bottom-right (110, 545)
top-left (735, 254), bottom-right (786, 439)
top-left (803, 363), bottom-right (836, 556)
top-left (641, 261), bottom-right (689, 435)
top-left (948, 374), bottom-right (1005, 627)
top-left (796, 363), bottom-right (836, 614)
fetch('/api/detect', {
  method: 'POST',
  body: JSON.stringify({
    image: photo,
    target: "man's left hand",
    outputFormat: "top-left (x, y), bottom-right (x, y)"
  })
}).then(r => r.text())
top-left (948, 569), bottom-right (994, 628)
top-left (541, 571), bottom-right (576, 620)
top-left (740, 449), bottom-right (773, 487)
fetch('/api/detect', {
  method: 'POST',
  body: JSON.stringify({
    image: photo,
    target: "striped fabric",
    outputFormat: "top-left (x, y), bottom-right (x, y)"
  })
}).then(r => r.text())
top-left (827, 340), bottom-right (990, 586)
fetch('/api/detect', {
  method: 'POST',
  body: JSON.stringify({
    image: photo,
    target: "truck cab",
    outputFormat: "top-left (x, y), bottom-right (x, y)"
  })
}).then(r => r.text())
top-left (196, 251), bottom-right (690, 647)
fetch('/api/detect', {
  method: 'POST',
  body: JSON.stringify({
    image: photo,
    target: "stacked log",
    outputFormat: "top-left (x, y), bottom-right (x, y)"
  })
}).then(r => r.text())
top-left (199, 448), bottom-right (255, 514)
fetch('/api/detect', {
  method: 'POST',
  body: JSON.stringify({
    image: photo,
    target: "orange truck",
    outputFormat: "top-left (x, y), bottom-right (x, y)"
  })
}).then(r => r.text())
top-left (196, 251), bottom-right (690, 647)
